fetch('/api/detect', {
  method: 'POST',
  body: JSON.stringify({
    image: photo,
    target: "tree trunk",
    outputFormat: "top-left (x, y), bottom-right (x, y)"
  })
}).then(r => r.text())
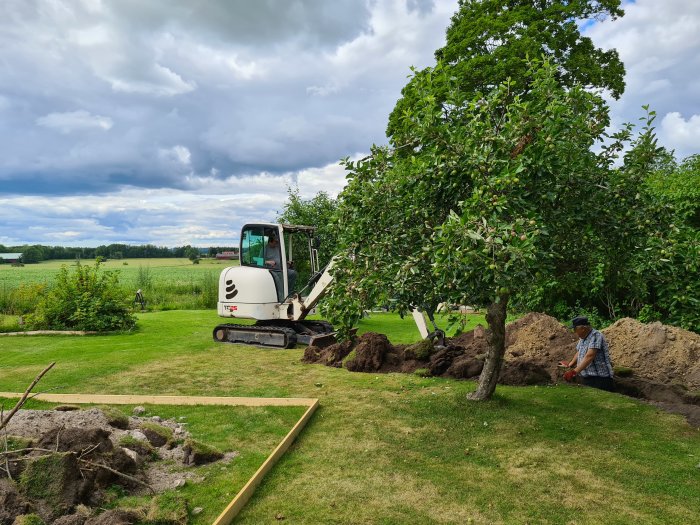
top-left (468, 295), bottom-right (508, 401)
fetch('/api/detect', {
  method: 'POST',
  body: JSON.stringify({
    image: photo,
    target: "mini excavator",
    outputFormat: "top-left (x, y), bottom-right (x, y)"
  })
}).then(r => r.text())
top-left (213, 223), bottom-right (444, 349)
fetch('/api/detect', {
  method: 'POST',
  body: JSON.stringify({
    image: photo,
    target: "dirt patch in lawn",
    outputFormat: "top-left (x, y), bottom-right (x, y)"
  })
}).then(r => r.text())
top-left (304, 313), bottom-right (700, 426)
top-left (0, 407), bottom-right (235, 524)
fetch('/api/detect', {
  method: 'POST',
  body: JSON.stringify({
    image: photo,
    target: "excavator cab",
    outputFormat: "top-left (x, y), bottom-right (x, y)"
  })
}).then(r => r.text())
top-left (214, 223), bottom-right (332, 348)
top-left (238, 224), bottom-right (319, 301)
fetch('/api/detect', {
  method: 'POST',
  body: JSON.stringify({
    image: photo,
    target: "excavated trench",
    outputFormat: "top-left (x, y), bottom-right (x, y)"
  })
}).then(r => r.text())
top-left (303, 313), bottom-right (700, 426)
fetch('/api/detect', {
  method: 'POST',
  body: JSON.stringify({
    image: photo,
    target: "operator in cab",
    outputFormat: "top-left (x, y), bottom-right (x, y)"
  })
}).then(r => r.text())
top-left (264, 231), bottom-right (297, 299)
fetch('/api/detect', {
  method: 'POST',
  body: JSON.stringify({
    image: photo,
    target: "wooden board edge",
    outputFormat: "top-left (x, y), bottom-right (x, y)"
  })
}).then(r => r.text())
top-left (0, 392), bottom-right (319, 524)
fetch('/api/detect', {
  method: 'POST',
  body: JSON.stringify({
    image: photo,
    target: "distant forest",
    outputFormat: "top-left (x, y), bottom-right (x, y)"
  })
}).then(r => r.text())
top-left (0, 243), bottom-right (238, 263)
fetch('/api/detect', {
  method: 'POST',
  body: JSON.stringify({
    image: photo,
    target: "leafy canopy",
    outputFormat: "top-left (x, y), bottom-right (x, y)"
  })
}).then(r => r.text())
top-left (324, 60), bottom-right (633, 333)
top-left (388, 0), bottom-right (625, 144)
top-left (277, 187), bottom-right (338, 269)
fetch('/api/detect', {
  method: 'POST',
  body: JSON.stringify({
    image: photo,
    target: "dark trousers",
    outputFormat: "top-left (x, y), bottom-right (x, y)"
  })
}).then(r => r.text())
top-left (582, 375), bottom-right (615, 392)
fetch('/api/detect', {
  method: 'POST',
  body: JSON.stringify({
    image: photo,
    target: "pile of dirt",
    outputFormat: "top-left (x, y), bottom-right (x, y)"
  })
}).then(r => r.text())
top-left (601, 318), bottom-right (700, 426)
top-left (1, 407), bottom-right (233, 525)
top-left (304, 313), bottom-right (575, 386)
top-left (303, 313), bottom-right (700, 426)
top-left (603, 318), bottom-right (700, 389)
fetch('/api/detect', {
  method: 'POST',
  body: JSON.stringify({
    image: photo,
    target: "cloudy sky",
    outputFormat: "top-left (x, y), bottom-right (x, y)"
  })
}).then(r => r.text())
top-left (0, 0), bottom-right (698, 248)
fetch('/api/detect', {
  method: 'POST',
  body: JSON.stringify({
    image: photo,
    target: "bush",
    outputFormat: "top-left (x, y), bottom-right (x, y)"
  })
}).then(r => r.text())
top-left (0, 283), bottom-right (46, 315)
top-left (27, 262), bottom-right (136, 332)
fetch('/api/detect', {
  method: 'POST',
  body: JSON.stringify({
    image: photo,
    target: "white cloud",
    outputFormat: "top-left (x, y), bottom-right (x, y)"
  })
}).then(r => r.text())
top-left (36, 110), bottom-right (113, 133)
top-left (106, 63), bottom-right (196, 96)
top-left (0, 160), bottom-right (353, 246)
top-left (659, 112), bottom-right (700, 154)
top-left (585, 0), bottom-right (700, 158)
top-left (2, 0), bottom-right (698, 247)
top-left (158, 145), bottom-right (191, 166)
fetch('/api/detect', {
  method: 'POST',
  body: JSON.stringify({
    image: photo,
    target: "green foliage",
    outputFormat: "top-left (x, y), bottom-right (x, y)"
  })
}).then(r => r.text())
top-left (637, 154), bottom-right (700, 331)
top-left (388, 0), bottom-right (625, 143)
top-left (26, 261), bottom-right (136, 332)
top-left (277, 187), bottom-right (338, 268)
top-left (185, 246), bottom-right (200, 264)
top-left (21, 245), bottom-right (44, 264)
top-left (0, 282), bottom-right (46, 315)
top-left (326, 61), bottom-right (631, 336)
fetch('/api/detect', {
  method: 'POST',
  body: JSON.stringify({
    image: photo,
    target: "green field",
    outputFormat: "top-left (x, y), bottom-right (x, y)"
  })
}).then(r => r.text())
top-left (0, 257), bottom-right (235, 289)
top-left (1, 310), bottom-right (698, 524)
top-left (0, 258), bottom-right (239, 317)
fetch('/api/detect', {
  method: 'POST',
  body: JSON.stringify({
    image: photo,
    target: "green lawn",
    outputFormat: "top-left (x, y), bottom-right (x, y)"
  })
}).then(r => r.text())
top-left (1, 310), bottom-right (699, 524)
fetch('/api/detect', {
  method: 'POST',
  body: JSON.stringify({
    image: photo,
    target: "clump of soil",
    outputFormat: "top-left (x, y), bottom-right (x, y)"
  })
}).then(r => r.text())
top-left (303, 313), bottom-right (700, 426)
top-left (0, 407), bottom-right (235, 524)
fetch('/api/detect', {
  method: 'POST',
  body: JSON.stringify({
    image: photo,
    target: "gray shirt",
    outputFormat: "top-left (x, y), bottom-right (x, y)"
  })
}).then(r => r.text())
top-left (576, 328), bottom-right (614, 377)
top-left (264, 242), bottom-right (282, 269)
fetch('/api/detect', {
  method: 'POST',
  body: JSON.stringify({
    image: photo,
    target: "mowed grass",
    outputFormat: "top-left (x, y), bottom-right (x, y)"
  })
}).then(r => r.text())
top-left (1, 311), bottom-right (699, 524)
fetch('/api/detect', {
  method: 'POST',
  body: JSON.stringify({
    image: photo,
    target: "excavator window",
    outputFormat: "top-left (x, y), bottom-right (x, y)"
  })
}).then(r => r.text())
top-left (240, 227), bottom-right (267, 268)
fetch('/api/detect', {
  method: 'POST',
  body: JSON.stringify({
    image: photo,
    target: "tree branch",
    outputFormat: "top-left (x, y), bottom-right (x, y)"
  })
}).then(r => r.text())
top-left (0, 362), bottom-right (56, 432)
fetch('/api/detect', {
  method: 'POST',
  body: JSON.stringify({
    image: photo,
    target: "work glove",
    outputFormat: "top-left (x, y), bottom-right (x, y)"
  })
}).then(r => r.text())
top-left (558, 360), bottom-right (571, 368)
top-left (563, 369), bottom-right (577, 382)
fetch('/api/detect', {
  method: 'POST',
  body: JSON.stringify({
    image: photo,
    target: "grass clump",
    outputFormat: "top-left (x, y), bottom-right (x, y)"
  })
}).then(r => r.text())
top-left (140, 422), bottom-right (175, 448)
top-left (118, 435), bottom-right (156, 457)
top-left (144, 492), bottom-right (189, 525)
top-left (12, 514), bottom-right (45, 525)
top-left (98, 405), bottom-right (130, 429)
top-left (19, 452), bottom-right (77, 511)
top-left (614, 366), bottom-right (634, 377)
top-left (4, 435), bottom-right (33, 452)
top-left (341, 349), bottom-right (356, 367)
top-left (413, 368), bottom-right (431, 377)
top-left (183, 438), bottom-right (224, 465)
top-left (404, 338), bottom-right (434, 360)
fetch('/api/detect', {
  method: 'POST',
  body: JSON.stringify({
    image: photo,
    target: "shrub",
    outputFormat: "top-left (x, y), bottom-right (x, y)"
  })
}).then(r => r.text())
top-left (26, 262), bottom-right (136, 332)
top-left (0, 283), bottom-right (46, 315)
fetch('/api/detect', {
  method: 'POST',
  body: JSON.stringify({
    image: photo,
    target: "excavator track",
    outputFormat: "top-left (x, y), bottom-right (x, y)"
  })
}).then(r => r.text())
top-left (212, 324), bottom-right (298, 349)
top-left (212, 320), bottom-right (337, 349)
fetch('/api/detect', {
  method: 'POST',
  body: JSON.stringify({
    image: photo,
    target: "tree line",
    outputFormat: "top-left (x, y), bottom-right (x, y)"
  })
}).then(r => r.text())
top-left (0, 244), bottom-right (238, 263)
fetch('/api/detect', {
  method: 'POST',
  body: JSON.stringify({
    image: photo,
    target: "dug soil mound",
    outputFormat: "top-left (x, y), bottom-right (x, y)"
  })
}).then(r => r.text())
top-left (303, 313), bottom-right (700, 426)
top-left (1, 407), bottom-right (235, 524)
top-left (603, 318), bottom-right (700, 390)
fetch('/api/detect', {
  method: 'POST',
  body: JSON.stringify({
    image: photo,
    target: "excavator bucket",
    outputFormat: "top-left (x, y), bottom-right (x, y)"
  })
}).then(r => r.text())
top-left (308, 332), bottom-right (337, 348)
